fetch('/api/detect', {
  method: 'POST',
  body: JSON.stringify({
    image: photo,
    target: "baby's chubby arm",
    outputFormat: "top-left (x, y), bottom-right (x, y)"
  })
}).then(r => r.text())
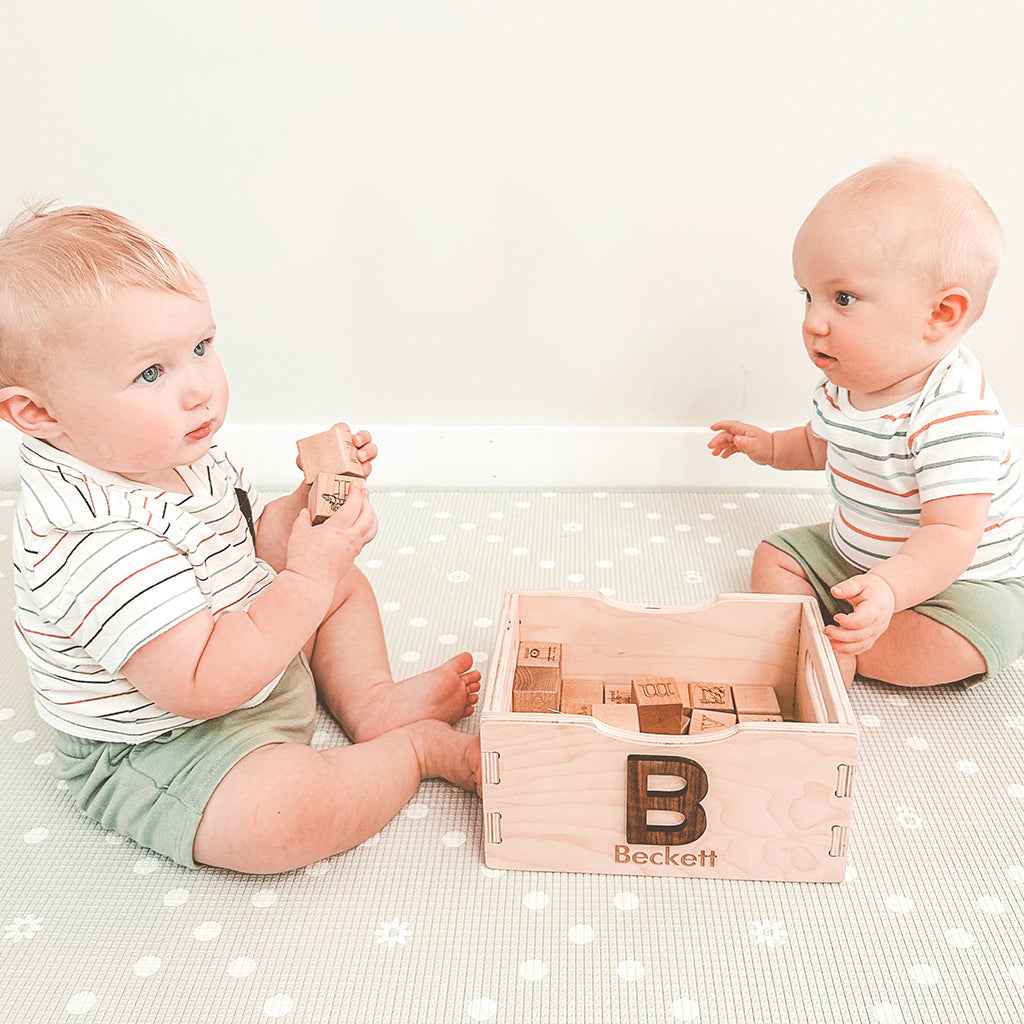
top-left (709, 420), bottom-right (826, 471)
top-left (121, 482), bottom-right (378, 720)
top-left (826, 493), bottom-right (991, 655)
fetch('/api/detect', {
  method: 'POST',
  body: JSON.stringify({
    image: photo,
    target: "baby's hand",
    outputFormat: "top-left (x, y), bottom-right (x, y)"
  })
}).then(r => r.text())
top-left (708, 421), bottom-right (774, 466)
top-left (825, 573), bottom-right (896, 655)
top-left (284, 483), bottom-right (378, 593)
top-left (339, 422), bottom-right (378, 478)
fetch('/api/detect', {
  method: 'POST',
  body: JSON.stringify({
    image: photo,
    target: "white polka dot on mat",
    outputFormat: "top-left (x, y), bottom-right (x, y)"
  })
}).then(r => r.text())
top-left (467, 997), bottom-right (497, 1020)
top-left (944, 928), bottom-right (974, 948)
top-left (618, 960), bottom-right (645, 981)
top-left (382, 602), bottom-right (400, 612)
top-left (228, 957), bottom-right (258, 978)
top-left (1008, 784), bottom-right (1024, 800)
top-left (447, 571), bottom-right (470, 583)
top-left (460, 522), bottom-right (476, 531)
top-left (194, 921), bottom-right (222, 941)
top-left (485, 534), bottom-right (502, 542)
top-left (906, 736), bottom-right (928, 751)
top-left (522, 891), bottom-right (549, 910)
top-left (977, 896), bottom-right (1004, 914)
top-left (1007, 965), bottom-right (1024, 985)
top-left (133, 956), bottom-right (161, 977)
top-left (251, 890), bottom-right (277, 908)
top-left (908, 964), bottom-right (941, 985)
top-left (65, 992), bottom-right (97, 1015)
top-left (163, 889), bottom-right (189, 907)
top-left (442, 831), bottom-right (466, 848)
top-left (473, 618), bottom-right (492, 628)
top-left (519, 960), bottom-right (548, 981)
top-left (567, 924), bottom-right (594, 944)
top-left (488, 511), bottom-right (504, 519)
top-left (429, 534), bottom-right (446, 543)
top-left (410, 617), bottom-right (428, 627)
top-left (398, 546), bottom-right (415, 555)
top-left (885, 894), bottom-right (914, 914)
top-left (434, 510), bottom-right (450, 519)
top-left (670, 998), bottom-right (700, 1021)
top-left (614, 892), bottom-right (639, 910)
top-left (23, 827), bottom-right (48, 844)
top-left (13, 730), bottom-right (35, 743)
top-left (34, 752), bottom-right (53, 766)
top-left (871, 1002), bottom-right (903, 1023)
top-left (0, 708), bottom-right (15, 721)
top-left (439, 634), bottom-right (458, 645)
top-left (400, 651), bottom-right (421, 663)
top-left (675, 523), bottom-right (692, 532)
top-left (1007, 865), bottom-right (1024, 882)
top-left (403, 802), bottom-right (429, 819)
top-left (263, 993), bottom-right (295, 1018)
top-left (955, 760), bottom-right (979, 774)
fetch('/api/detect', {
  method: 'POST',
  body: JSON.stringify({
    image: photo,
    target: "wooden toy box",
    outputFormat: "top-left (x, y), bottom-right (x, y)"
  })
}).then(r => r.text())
top-left (480, 590), bottom-right (858, 882)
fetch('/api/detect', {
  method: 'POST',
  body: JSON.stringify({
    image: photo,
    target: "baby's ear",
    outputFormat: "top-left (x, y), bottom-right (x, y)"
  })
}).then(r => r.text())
top-left (927, 289), bottom-right (970, 339)
top-left (0, 387), bottom-right (61, 438)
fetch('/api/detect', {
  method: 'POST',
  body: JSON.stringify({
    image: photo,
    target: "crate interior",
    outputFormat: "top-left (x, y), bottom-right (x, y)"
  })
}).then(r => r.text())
top-left (489, 591), bottom-right (850, 727)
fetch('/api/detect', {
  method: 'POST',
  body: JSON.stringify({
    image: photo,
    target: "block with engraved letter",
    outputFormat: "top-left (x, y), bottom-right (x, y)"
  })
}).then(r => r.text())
top-left (688, 708), bottom-right (737, 733)
top-left (296, 425), bottom-right (366, 485)
top-left (631, 676), bottom-right (688, 734)
top-left (603, 683), bottom-right (633, 705)
top-left (309, 473), bottom-right (359, 525)
top-left (512, 642), bottom-right (562, 713)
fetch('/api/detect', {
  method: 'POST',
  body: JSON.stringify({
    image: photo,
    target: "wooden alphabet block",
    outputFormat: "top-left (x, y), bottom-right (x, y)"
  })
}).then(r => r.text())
top-left (631, 677), bottom-right (687, 734)
top-left (513, 642), bottom-right (562, 714)
top-left (310, 473), bottom-right (357, 525)
top-left (560, 677), bottom-right (605, 716)
top-left (296, 425), bottom-right (365, 484)
top-left (591, 703), bottom-right (640, 731)
top-left (732, 685), bottom-right (783, 718)
top-left (689, 682), bottom-right (734, 713)
top-left (603, 683), bottom-right (633, 705)
top-left (737, 714), bottom-right (785, 723)
top-left (688, 709), bottom-right (737, 733)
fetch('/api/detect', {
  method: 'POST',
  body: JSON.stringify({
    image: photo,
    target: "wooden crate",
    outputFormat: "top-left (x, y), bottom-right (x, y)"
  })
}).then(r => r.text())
top-left (480, 590), bottom-right (858, 882)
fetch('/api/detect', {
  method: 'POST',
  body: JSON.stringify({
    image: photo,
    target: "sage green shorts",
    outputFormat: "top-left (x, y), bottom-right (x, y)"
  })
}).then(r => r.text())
top-left (766, 524), bottom-right (1024, 683)
top-left (52, 655), bottom-right (317, 869)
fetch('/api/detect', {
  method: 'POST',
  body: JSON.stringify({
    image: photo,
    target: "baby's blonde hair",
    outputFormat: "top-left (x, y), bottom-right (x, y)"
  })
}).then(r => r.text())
top-left (0, 204), bottom-right (204, 387)
top-left (815, 156), bottom-right (1003, 326)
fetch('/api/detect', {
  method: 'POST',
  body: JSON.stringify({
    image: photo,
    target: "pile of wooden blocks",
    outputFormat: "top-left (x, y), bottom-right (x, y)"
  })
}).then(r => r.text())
top-left (296, 426), bottom-right (367, 525)
top-left (512, 641), bottom-right (785, 734)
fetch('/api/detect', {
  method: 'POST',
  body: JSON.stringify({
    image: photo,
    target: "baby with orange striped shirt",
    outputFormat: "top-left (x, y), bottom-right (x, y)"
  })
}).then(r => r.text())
top-left (710, 156), bottom-right (1024, 689)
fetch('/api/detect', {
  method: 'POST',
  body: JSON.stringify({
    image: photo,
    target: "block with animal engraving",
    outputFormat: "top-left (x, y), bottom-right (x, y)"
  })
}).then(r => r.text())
top-left (560, 677), bottom-right (605, 716)
top-left (310, 473), bottom-right (358, 525)
top-left (512, 642), bottom-right (562, 713)
top-left (689, 682), bottom-right (734, 713)
top-left (296, 425), bottom-right (366, 484)
top-left (631, 676), bottom-right (688, 734)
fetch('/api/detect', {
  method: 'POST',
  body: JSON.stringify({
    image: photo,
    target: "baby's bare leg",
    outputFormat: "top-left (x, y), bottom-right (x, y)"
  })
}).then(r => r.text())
top-left (750, 542), bottom-right (858, 687)
top-left (856, 610), bottom-right (986, 687)
top-left (307, 568), bottom-right (480, 742)
top-left (193, 721), bottom-right (481, 874)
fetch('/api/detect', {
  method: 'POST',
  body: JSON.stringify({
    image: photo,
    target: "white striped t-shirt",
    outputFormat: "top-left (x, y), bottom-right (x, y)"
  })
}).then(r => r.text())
top-left (811, 346), bottom-right (1024, 578)
top-left (13, 438), bottom-right (279, 743)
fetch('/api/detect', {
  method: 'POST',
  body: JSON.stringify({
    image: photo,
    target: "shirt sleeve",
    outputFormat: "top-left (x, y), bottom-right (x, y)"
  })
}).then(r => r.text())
top-left (909, 393), bottom-right (1008, 503)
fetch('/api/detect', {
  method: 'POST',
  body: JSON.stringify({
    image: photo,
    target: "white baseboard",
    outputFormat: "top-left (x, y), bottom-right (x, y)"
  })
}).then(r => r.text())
top-left (5, 421), bottom-right (1022, 491)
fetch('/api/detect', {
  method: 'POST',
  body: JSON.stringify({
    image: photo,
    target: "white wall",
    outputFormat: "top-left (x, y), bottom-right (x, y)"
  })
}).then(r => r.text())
top-left (2, 1), bottom-right (1022, 487)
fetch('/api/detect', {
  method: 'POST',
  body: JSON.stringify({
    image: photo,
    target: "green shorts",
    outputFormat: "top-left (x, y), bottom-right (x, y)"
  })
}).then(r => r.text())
top-left (52, 655), bottom-right (317, 869)
top-left (766, 524), bottom-right (1024, 682)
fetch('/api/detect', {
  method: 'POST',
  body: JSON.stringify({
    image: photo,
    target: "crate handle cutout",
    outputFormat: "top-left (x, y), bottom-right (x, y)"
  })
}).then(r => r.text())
top-left (835, 763), bottom-right (856, 798)
top-left (829, 825), bottom-right (851, 858)
top-left (484, 812), bottom-right (502, 845)
top-left (481, 751), bottom-right (500, 786)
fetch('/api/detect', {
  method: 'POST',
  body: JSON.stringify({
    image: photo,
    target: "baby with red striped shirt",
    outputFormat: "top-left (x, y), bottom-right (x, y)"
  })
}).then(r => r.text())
top-left (0, 205), bottom-right (481, 872)
top-left (710, 157), bottom-right (1024, 689)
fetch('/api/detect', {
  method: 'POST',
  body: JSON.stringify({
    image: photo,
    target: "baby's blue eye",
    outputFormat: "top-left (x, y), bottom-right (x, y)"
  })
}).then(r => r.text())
top-left (135, 365), bottom-right (161, 384)
top-left (835, 291), bottom-right (857, 307)
top-left (194, 340), bottom-right (208, 357)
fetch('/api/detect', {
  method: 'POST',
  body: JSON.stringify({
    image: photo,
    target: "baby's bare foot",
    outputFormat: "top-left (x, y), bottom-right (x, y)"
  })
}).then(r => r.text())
top-left (349, 652), bottom-right (481, 741)
top-left (410, 720), bottom-right (482, 797)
